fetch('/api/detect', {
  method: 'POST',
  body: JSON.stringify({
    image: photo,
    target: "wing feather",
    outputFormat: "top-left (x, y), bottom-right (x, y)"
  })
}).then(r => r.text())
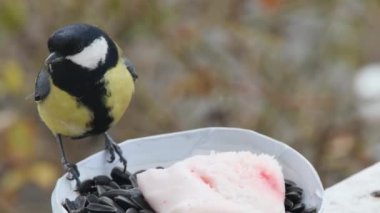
top-left (124, 57), bottom-right (138, 82)
top-left (34, 69), bottom-right (51, 101)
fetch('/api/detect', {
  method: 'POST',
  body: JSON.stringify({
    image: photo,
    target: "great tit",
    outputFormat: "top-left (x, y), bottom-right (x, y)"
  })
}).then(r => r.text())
top-left (34, 24), bottom-right (137, 185)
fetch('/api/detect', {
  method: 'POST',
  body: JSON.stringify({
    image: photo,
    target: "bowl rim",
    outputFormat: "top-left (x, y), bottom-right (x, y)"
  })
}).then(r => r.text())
top-left (51, 127), bottom-right (325, 213)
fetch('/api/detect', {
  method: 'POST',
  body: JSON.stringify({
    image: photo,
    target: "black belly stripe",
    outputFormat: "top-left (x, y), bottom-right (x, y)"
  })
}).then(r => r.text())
top-left (80, 78), bottom-right (113, 137)
top-left (50, 61), bottom-right (114, 138)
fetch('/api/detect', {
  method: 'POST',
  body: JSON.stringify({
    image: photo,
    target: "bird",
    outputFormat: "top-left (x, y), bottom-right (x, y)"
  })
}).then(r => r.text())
top-left (34, 23), bottom-right (137, 185)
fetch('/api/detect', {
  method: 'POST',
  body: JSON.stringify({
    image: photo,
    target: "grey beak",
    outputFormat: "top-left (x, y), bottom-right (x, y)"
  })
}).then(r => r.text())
top-left (45, 52), bottom-right (64, 65)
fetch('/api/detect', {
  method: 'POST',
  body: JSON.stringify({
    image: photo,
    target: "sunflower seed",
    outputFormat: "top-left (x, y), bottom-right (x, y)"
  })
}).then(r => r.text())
top-left (102, 185), bottom-right (117, 192)
top-left (87, 194), bottom-right (100, 203)
top-left (74, 196), bottom-right (86, 209)
top-left (111, 167), bottom-right (131, 185)
top-left (285, 179), bottom-right (297, 188)
top-left (290, 203), bottom-right (305, 213)
top-left (129, 189), bottom-right (152, 210)
top-left (94, 175), bottom-right (112, 185)
top-left (101, 189), bottom-right (133, 198)
top-left (114, 195), bottom-right (138, 210)
top-left (110, 181), bottom-right (121, 189)
top-left (303, 207), bottom-right (317, 213)
top-left (86, 203), bottom-right (117, 212)
top-left (120, 184), bottom-right (133, 190)
top-left (98, 196), bottom-right (116, 207)
top-left (287, 186), bottom-right (303, 195)
top-left (129, 170), bottom-right (145, 188)
top-left (77, 179), bottom-right (96, 195)
top-left (139, 210), bottom-right (154, 213)
top-left (64, 198), bottom-right (78, 211)
top-left (99, 196), bottom-right (125, 213)
top-left (284, 198), bottom-right (293, 211)
top-left (126, 208), bottom-right (138, 213)
top-left (284, 179), bottom-right (318, 213)
top-left (286, 191), bottom-right (302, 203)
top-left (97, 185), bottom-right (108, 195)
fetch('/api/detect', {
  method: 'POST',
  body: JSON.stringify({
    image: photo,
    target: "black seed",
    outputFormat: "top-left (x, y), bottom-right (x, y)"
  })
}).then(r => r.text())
top-left (97, 185), bottom-right (107, 195)
top-left (286, 191), bottom-right (302, 203)
top-left (101, 189), bottom-right (133, 199)
top-left (126, 208), bottom-right (138, 213)
top-left (74, 195), bottom-right (87, 209)
top-left (109, 181), bottom-right (121, 189)
top-left (77, 179), bottom-right (96, 195)
top-left (129, 170), bottom-right (145, 188)
top-left (114, 195), bottom-right (137, 210)
top-left (139, 210), bottom-right (154, 213)
top-left (291, 203), bottom-right (305, 213)
top-left (129, 175), bottom-right (138, 188)
top-left (120, 184), bottom-right (133, 190)
top-left (285, 179), bottom-right (297, 188)
top-left (98, 196), bottom-right (125, 213)
top-left (87, 194), bottom-right (100, 203)
top-left (94, 175), bottom-right (112, 185)
top-left (304, 207), bottom-right (317, 213)
top-left (283, 179), bottom-right (319, 213)
top-left (65, 198), bottom-right (78, 211)
top-left (284, 198), bottom-right (293, 211)
top-left (100, 185), bottom-right (115, 192)
top-left (86, 203), bottom-right (117, 212)
top-left (111, 167), bottom-right (131, 185)
top-left (98, 196), bottom-right (115, 207)
top-left (287, 186), bottom-right (303, 195)
top-left (155, 166), bottom-right (164, 169)
top-left (129, 189), bottom-right (152, 210)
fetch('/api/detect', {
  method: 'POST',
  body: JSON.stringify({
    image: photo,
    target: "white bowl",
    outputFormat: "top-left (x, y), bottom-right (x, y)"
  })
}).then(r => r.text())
top-left (51, 127), bottom-right (325, 212)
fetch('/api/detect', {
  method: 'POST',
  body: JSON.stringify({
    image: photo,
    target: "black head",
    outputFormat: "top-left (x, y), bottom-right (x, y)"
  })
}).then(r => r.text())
top-left (45, 24), bottom-right (118, 71)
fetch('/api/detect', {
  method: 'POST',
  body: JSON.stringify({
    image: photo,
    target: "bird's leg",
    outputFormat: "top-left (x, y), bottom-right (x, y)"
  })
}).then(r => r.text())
top-left (104, 132), bottom-right (127, 172)
top-left (55, 134), bottom-right (81, 186)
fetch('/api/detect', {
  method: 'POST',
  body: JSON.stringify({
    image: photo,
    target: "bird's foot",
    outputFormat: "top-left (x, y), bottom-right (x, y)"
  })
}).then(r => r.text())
top-left (105, 134), bottom-right (127, 172)
top-left (105, 139), bottom-right (115, 163)
top-left (64, 163), bottom-right (81, 186)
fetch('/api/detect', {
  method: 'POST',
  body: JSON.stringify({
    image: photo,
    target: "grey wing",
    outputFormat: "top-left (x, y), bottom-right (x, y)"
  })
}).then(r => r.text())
top-left (124, 57), bottom-right (138, 82)
top-left (34, 68), bottom-right (51, 101)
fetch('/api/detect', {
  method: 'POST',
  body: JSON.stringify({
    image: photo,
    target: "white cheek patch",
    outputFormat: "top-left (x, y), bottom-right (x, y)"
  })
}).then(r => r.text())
top-left (66, 36), bottom-right (108, 70)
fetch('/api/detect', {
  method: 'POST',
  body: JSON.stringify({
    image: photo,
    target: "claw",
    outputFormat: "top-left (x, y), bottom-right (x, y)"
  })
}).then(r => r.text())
top-left (105, 136), bottom-right (116, 163)
top-left (113, 143), bottom-right (127, 172)
top-left (104, 133), bottom-right (128, 171)
top-left (107, 149), bottom-right (115, 163)
top-left (64, 163), bottom-right (81, 185)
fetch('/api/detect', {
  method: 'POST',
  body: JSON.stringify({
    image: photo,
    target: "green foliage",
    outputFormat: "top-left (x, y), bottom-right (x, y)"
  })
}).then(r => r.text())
top-left (0, 0), bottom-right (27, 34)
top-left (0, 60), bottom-right (25, 96)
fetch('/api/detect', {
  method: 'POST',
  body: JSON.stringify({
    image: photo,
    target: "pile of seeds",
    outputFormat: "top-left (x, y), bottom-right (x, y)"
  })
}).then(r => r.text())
top-left (63, 167), bottom-right (319, 213)
top-left (284, 179), bottom-right (317, 213)
top-left (63, 167), bottom-right (153, 213)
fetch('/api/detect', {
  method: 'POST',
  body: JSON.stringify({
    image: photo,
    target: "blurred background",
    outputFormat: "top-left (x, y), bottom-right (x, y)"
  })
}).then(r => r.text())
top-left (1, 0), bottom-right (380, 212)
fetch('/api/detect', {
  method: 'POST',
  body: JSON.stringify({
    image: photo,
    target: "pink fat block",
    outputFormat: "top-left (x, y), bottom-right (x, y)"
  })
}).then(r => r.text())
top-left (137, 151), bottom-right (285, 213)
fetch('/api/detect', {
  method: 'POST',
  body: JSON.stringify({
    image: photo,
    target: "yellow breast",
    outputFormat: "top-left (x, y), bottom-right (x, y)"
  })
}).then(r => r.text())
top-left (37, 79), bottom-right (93, 137)
top-left (104, 59), bottom-right (134, 127)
